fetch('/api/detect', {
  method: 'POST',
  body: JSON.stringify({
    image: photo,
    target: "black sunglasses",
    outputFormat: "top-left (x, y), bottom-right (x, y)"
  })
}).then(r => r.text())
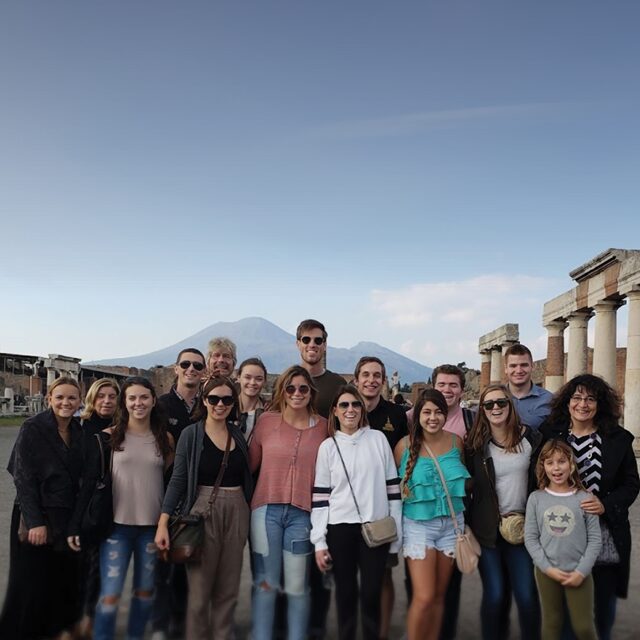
top-left (300, 336), bottom-right (325, 345)
top-left (205, 395), bottom-right (235, 406)
top-left (482, 399), bottom-right (509, 410)
top-left (178, 360), bottom-right (205, 371)
top-left (337, 400), bottom-right (363, 410)
top-left (285, 384), bottom-right (310, 395)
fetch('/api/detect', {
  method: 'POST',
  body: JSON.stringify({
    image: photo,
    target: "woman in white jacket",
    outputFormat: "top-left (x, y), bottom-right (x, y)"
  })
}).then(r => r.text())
top-left (311, 384), bottom-right (402, 640)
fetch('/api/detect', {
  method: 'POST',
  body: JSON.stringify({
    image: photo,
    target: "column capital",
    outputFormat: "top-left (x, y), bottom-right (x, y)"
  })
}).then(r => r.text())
top-left (544, 319), bottom-right (568, 336)
top-left (593, 299), bottom-right (624, 312)
top-left (625, 289), bottom-right (640, 302)
top-left (567, 311), bottom-right (593, 327)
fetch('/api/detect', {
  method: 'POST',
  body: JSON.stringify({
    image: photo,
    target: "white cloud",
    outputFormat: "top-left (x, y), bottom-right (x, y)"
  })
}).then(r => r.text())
top-left (308, 102), bottom-right (577, 140)
top-left (371, 274), bottom-right (558, 368)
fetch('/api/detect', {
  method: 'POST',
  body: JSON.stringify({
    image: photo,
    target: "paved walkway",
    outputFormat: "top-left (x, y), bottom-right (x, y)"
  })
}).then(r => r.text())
top-left (0, 425), bottom-right (637, 638)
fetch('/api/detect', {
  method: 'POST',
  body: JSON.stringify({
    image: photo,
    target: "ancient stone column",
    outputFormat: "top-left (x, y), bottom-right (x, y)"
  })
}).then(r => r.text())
top-left (545, 320), bottom-right (568, 393)
top-left (46, 368), bottom-right (57, 389)
top-left (623, 290), bottom-right (640, 451)
top-left (490, 347), bottom-right (503, 385)
top-left (480, 351), bottom-right (491, 390)
top-left (592, 300), bottom-right (621, 388)
top-left (566, 311), bottom-right (592, 380)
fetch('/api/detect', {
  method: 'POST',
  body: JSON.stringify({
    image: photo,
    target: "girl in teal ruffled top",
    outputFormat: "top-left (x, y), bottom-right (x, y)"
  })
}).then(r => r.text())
top-left (394, 389), bottom-right (470, 640)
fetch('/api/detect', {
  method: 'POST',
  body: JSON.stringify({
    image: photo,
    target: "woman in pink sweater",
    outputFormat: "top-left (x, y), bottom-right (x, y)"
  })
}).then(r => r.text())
top-left (249, 365), bottom-right (328, 640)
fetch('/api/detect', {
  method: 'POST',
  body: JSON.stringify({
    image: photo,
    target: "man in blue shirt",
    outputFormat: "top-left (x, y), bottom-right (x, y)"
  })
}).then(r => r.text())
top-left (504, 343), bottom-right (553, 430)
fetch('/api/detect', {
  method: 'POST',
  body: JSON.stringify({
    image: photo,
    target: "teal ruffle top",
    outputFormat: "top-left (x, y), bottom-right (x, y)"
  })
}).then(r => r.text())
top-left (399, 445), bottom-right (470, 521)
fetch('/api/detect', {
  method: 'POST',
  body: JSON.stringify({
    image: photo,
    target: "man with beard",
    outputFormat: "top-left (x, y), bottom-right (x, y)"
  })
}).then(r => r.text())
top-left (207, 336), bottom-right (237, 379)
top-left (151, 348), bottom-right (206, 640)
top-left (296, 319), bottom-right (345, 419)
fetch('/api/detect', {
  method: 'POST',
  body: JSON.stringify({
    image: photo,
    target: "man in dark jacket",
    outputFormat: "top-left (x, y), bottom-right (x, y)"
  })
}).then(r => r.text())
top-left (151, 348), bottom-right (206, 640)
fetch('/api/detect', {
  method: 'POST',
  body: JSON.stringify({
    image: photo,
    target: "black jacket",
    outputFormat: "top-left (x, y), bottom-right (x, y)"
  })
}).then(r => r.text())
top-left (465, 426), bottom-right (543, 548)
top-left (540, 420), bottom-right (640, 598)
top-left (158, 386), bottom-right (200, 442)
top-left (7, 409), bottom-right (83, 547)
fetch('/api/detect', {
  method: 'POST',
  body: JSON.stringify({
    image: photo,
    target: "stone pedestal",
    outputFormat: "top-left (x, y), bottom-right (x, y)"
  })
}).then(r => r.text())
top-left (545, 320), bottom-right (568, 393)
top-left (566, 312), bottom-right (592, 380)
top-left (623, 291), bottom-right (640, 452)
top-left (592, 300), bottom-right (621, 387)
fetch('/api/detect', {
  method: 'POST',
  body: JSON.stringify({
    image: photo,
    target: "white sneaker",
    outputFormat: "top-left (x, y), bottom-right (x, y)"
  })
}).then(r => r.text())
top-left (150, 632), bottom-right (168, 640)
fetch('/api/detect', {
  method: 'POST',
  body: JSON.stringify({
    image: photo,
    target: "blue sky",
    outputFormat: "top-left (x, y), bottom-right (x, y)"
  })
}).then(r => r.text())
top-left (1, 1), bottom-right (638, 370)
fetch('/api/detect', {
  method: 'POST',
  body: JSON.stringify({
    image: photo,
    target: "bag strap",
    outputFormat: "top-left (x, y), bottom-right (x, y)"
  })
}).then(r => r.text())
top-left (93, 433), bottom-right (106, 481)
top-left (422, 441), bottom-right (463, 535)
top-left (208, 430), bottom-right (232, 508)
top-left (331, 436), bottom-right (364, 524)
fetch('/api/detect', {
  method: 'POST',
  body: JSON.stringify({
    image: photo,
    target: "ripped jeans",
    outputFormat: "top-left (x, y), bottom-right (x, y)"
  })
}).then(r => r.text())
top-left (93, 524), bottom-right (157, 640)
top-left (250, 504), bottom-right (312, 640)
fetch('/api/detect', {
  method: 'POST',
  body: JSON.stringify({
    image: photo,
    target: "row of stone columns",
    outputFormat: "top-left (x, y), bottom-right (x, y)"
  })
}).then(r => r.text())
top-left (544, 290), bottom-right (640, 437)
top-left (479, 341), bottom-right (518, 388)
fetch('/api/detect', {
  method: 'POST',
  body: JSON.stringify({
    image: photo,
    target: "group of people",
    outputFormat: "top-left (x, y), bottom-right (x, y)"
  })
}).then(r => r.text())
top-left (0, 319), bottom-right (638, 640)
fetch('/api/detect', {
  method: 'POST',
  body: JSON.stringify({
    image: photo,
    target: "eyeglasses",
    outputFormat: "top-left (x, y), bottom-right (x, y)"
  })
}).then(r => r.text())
top-left (570, 394), bottom-right (597, 405)
top-left (482, 399), bottom-right (509, 410)
top-left (178, 360), bottom-right (205, 371)
top-left (285, 384), bottom-right (310, 395)
top-left (300, 336), bottom-right (325, 345)
top-left (205, 395), bottom-right (235, 406)
top-left (337, 400), bottom-right (363, 410)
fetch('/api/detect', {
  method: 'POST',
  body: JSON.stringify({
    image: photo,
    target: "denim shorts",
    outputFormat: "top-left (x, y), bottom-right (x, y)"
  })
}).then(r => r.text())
top-left (402, 512), bottom-right (464, 560)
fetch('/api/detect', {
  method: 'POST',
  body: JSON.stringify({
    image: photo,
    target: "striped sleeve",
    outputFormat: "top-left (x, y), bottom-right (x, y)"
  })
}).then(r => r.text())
top-left (383, 438), bottom-right (403, 553)
top-left (310, 442), bottom-right (332, 551)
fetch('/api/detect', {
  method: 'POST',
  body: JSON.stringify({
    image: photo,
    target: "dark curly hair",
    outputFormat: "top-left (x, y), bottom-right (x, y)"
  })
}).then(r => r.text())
top-left (547, 374), bottom-right (621, 435)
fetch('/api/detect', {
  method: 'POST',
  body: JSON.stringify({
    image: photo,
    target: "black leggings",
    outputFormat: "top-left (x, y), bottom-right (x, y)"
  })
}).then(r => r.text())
top-left (327, 523), bottom-right (389, 640)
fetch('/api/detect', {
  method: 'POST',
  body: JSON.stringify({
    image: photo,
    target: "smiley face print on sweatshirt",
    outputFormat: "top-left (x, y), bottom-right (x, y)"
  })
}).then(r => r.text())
top-left (543, 505), bottom-right (576, 537)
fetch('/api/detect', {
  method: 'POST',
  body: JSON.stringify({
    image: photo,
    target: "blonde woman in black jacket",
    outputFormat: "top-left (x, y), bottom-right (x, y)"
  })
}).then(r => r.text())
top-left (0, 377), bottom-right (84, 640)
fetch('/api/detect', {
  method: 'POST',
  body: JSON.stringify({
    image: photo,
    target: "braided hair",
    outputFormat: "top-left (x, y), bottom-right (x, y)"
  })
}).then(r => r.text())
top-left (401, 388), bottom-right (448, 498)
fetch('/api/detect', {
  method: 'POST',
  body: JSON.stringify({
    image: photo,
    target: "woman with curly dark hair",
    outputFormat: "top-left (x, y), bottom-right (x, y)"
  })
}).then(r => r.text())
top-left (540, 374), bottom-right (639, 640)
top-left (68, 376), bottom-right (174, 640)
top-left (465, 384), bottom-right (542, 640)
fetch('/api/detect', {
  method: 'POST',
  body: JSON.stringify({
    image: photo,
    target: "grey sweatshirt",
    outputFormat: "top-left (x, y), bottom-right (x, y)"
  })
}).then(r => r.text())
top-left (524, 489), bottom-right (601, 576)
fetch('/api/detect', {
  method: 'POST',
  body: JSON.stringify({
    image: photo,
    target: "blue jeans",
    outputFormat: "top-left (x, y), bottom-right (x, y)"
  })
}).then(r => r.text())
top-left (251, 504), bottom-right (312, 640)
top-left (93, 524), bottom-right (157, 640)
top-left (478, 538), bottom-right (540, 640)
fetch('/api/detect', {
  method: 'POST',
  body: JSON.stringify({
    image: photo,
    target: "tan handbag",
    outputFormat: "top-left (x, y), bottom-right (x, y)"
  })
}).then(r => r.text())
top-left (423, 441), bottom-right (481, 574)
top-left (499, 512), bottom-right (525, 545)
top-left (332, 437), bottom-right (398, 548)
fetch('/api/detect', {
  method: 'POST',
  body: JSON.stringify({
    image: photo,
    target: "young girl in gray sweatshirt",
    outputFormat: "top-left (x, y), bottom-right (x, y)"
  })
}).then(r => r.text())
top-left (525, 440), bottom-right (601, 640)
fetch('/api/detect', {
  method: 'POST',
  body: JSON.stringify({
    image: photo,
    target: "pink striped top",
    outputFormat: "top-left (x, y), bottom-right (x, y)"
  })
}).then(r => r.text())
top-left (249, 411), bottom-right (328, 512)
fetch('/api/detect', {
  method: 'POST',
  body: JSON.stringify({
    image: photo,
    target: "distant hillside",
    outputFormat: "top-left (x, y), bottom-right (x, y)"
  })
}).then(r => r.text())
top-left (88, 317), bottom-right (432, 383)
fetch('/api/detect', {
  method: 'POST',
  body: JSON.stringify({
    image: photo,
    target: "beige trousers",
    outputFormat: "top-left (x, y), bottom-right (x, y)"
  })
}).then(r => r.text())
top-left (186, 486), bottom-right (250, 640)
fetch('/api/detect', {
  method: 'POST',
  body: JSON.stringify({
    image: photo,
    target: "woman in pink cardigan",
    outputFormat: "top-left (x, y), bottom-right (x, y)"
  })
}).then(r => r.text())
top-left (248, 365), bottom-right (328, 640)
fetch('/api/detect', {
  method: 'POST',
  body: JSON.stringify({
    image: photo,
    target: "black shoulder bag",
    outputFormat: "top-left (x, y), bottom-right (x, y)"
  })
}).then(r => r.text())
top-left (80, 433), bottom-right (114, 544)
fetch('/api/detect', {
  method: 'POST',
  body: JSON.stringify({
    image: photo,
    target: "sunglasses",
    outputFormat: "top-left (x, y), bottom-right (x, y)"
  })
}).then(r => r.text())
top-left (285, 384), bottom-right (310, 395)
top-left (337, 400), bottom-right (363, 410)
top-left (300, 336), bottom-right (325, 345)
top-left (482, 399), bottom-right (510, 410)
top-left (205, 395), bottom-right (235, 406)
top-left (178, 360), bottom-right (205, 371)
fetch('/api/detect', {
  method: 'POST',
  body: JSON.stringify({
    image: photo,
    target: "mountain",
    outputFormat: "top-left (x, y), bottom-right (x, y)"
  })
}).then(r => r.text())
top-left (87, 317), bottom-right (432, 383)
